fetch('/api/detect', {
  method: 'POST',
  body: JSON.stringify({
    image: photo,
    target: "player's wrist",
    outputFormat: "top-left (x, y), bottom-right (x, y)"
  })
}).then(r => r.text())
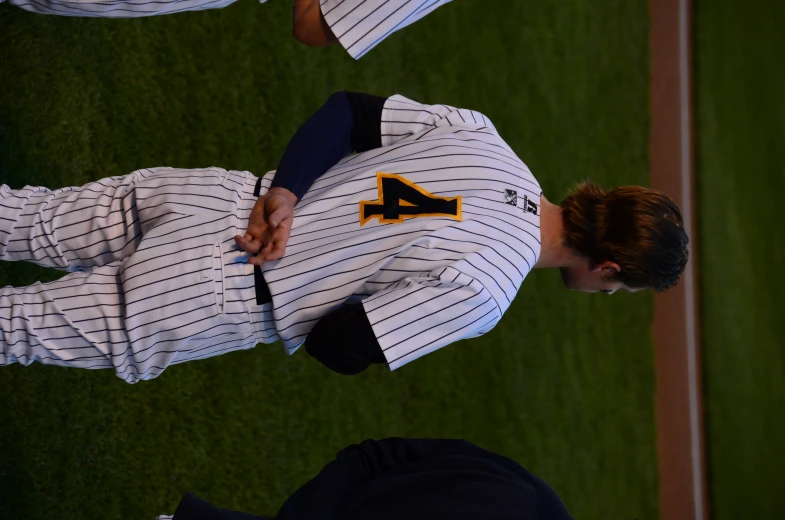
top-left (267, 186), bottom-right (298, 205)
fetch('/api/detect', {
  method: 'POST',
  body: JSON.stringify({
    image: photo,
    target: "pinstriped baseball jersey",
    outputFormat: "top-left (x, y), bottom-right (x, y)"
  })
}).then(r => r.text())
top-left (263, 94), bottom-right (541, 370)
top-left (320, 0), bottom-right (454, 59)
top-left (1, 96), bottom-right (540, 380)
top-left (0, 0), bottom-right (255, 17)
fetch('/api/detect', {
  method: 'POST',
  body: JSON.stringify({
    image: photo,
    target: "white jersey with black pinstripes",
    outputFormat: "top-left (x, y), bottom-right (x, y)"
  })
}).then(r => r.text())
top-left (1, 0), bottom-right (449, 39)
top-left (320, 0), bottom-right (454, 59)
top-left (0, 0), bottom-right (262, 18)
top-left (262, 94), bottom-right (542, 370)
top-left (0, 95), bottom-right (540, 381)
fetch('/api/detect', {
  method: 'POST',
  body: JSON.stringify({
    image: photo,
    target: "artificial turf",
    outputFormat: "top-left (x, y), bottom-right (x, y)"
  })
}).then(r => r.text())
top-left (695, 1), bottom-right (785, 518)
top-left (0, 1), bottom-right (656, 518)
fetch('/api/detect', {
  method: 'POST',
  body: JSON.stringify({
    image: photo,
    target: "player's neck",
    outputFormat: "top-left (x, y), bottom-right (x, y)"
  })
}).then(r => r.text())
top-left (534, 196), bottom-right (581, 269)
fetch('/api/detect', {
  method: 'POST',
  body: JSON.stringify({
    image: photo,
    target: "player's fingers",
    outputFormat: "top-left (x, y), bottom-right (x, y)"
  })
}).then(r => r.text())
top-left (270, 216), bottom-right (293, 240)
top-left (239, 234), bottom-right (263, 252)
top-left (267, 205), bottom-right (291, 229)
top-left (260, 239), bottom-right (275, 255)
top-left (262, 225), bottom-right (291, 262)
top-left (247, 219), bottom-right (269, 237)
top-left (246, 218), bottom-right (270, 241)
top-left (261, 240), bottom-right (287, 262)
top-left (248, 237), bottom-right (271, 265)
top-left (242, 232), bottom-right (261, 244)
top-left (259, 224), bottom-right (277, 247)
top-left (233, 234), bottom-right (250, 249)
top-left (235, 234), bottom-right (263, 254)
top-left (275, 220), bottom-right (292, 243)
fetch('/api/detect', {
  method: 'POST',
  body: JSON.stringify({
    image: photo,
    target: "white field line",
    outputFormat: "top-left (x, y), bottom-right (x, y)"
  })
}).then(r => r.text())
top-left (679, 0), bottom-right (704, 518)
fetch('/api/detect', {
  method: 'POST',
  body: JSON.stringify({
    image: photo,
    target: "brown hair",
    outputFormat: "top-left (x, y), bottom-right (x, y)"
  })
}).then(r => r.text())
top-left (560, 182), bottom-right (689, 292)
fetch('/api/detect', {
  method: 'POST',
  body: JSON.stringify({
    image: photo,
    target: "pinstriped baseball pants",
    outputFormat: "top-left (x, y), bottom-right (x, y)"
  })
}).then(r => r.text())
top-left (0, 167), bottom-right (279, 383)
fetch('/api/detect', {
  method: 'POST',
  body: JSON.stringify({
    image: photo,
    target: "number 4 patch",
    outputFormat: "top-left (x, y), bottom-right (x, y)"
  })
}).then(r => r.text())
top-left (360, 173), bottom-right (462, 226)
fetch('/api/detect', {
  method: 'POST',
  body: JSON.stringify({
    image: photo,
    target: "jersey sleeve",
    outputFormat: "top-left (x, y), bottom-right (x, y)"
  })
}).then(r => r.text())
top-left (361, 265), bottom-right (502, 370)
top-left (380, 94), bottom-right (498, 146)
top-left (320, 0), bottom-right (454, 59)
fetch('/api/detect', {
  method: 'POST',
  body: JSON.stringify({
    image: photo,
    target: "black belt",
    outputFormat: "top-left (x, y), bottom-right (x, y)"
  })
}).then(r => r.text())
top-left (253, 177), bottom-right (273, 305)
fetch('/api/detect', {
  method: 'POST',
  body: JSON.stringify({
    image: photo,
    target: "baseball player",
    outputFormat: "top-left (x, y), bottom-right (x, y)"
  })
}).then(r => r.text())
top-left (0, 0), bottom-right (453, 59)
top-left (0, 92), bottom-right (689, 383)
top-left (155, 437), bottom-right (574, 520)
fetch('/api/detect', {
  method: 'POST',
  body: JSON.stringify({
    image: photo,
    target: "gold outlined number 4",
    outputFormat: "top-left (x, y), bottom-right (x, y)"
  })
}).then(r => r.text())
top-left (359, 173), bottom-right (462, 226)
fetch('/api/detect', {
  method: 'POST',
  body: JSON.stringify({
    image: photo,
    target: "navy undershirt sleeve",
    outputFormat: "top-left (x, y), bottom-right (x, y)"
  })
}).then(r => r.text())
top-left (269, 91), bottom-right (386, 201)
top-left (305, 304), bottom-right (385, 375)
top-left (347, 91), bottom-right (385, 151)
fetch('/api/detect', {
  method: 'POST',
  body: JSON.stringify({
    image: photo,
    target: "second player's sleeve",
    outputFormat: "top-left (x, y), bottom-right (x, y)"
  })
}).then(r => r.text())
top-left (362, 265), bottom-right (502, 370)
top-left (320, 0), bottom-right (454, 59)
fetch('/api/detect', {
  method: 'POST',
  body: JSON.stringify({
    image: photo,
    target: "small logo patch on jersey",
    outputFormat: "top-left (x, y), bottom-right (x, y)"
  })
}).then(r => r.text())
top-left (359, 172), bottom-right (462, 226)
top-left (503, 189), bottom-right (540, 216)
top-left (523, 194), bottom-right (539, 216)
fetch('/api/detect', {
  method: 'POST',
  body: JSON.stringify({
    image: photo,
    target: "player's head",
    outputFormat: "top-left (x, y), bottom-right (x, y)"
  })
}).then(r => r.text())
top-left (558, 181), bottom-right (688, 294)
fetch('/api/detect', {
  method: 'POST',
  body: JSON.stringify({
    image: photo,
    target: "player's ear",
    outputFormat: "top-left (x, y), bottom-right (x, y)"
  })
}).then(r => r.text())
top-left (591, 261), bottom-right (620, 274)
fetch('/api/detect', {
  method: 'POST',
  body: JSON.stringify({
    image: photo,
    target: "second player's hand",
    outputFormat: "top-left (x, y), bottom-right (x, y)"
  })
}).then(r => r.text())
top-left (234, 187), bottom-right (297, 264)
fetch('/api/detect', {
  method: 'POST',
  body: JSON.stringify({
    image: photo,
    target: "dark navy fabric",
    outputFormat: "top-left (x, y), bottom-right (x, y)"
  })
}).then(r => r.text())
top-left (305, 303), bottom-right (384, 374)
top-left (269, 92), bottom-right (386, 201)
top-left (172, 492), bottom-right (270, 520)
top-left (173, 438), bottom-right (574, 520)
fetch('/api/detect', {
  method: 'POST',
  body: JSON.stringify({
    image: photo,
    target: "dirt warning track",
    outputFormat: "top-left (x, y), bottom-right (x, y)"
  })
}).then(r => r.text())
top-left (649, 1), bottom-right (709, 519)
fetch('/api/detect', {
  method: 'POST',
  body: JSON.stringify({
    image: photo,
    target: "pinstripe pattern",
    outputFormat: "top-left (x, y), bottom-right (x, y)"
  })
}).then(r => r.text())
top-left (1, 0), bottom-right (262, 18)
top-left (262, 95), bottom-right (541, 370)
top-left (320, 0), bottom-right (454, 59)
top-left (3, 0), bottom-right (445, 51)
top-left (1, 168), bottom-right (278, 383)
top-left (2, 95), bottom-right (540, 378)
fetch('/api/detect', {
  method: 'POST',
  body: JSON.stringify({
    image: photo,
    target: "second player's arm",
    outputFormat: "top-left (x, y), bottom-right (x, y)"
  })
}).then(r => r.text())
top-left (292, 0), bottom-right (339, 47)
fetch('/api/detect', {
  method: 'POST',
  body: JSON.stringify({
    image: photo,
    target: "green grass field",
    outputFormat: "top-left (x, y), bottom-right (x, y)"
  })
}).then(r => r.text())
top-left (0, 2), bottom-right (657, 519)
top-left (696, 2), bottom-right (785, 518)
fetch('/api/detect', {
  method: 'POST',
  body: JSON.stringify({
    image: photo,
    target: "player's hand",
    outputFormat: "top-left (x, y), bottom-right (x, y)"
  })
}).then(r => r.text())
top-left (234, 187), bottom-right (297, 265)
